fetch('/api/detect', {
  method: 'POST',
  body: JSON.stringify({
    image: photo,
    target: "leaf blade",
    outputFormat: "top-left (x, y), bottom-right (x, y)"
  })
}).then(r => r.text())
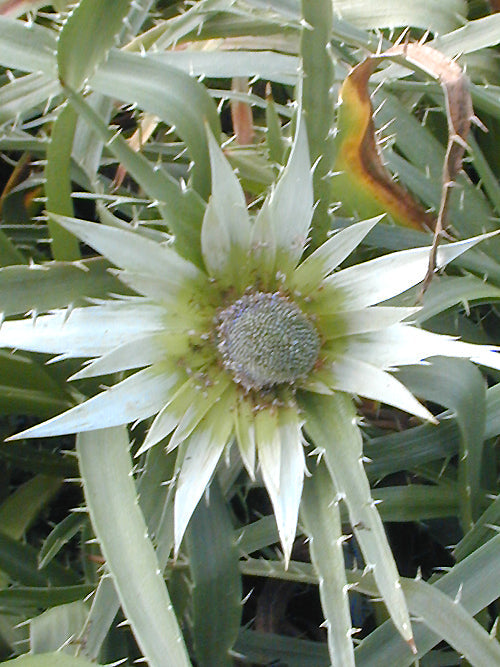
top-left (57, 0), bottom-right (132, 90)
top-left (77, 426), bottom-right (190, 667)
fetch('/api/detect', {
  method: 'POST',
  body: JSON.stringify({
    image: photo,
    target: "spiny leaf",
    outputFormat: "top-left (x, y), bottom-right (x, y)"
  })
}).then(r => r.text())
top-left (77, 427), bottom-right (190, 667)
top-left (0, 15), bottom-right (57, 75)
top-left (0, 653), bottom-right (104, 667)
top-left (63, 86), bottom-right (206, 267)
top-left (302, 392), bottom-right (415, 650)
top-left (90, 48), bottom-right (221, 199)
top-left (0, 257), bottom-right (126, 317)
top-left (57, 0), bottom-right (132, 91)
top-left (45, 103), bottom-right (81, 261)
top-left (301, 462), bottom-right (355, 667)
top-left (186, 479), bottom-right (242, 667)
top-left (301, 0), bottom-right (336, 250)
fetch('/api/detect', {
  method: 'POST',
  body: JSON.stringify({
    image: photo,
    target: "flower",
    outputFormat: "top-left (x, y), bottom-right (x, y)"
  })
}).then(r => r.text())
top-left (1, 116), bottom-right (499, 645)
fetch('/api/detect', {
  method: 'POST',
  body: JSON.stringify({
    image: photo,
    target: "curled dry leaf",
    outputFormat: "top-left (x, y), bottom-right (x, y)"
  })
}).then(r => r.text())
top-left (388, 42), bottom-right (473, 180)
top-left (388, 43), bottom-right (473, 290)
top-left (333, 55), bottom-right (437, 232)
top-left (333, 41), bottom-right (474, 289)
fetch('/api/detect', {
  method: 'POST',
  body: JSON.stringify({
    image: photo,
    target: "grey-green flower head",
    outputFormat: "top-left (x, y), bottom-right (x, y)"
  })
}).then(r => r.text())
top-left (217, 291), bottom-right (321, 390)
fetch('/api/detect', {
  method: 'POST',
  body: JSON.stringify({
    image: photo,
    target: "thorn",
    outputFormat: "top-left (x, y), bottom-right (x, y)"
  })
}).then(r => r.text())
top-left (407, 637), bottom-right (418, 655)
top-left (63, 303), bottom-right (75, 324)
top-left (299, 18), bottom-right (313, 30)
top-left (418, 29), bottom-right (431, 45)
top-left (471, 114), bottom-right (488, 132)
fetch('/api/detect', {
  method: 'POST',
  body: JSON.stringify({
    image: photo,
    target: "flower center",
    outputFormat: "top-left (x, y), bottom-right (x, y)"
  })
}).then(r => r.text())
top-left (217, 291), bottom-right (320, 390)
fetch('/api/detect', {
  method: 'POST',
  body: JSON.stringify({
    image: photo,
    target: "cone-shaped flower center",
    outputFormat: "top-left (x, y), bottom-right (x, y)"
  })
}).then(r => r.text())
top-left (217, 291), bottom-right (321, 390)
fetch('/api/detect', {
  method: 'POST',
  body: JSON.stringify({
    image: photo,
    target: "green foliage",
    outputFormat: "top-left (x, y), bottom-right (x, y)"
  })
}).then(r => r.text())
top-left (1, 1), bottom-right (500, 666)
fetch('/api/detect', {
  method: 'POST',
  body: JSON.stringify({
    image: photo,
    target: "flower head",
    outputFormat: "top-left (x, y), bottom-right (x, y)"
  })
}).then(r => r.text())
top-left (216, 291), bottom-right (321, 390)
top-left (1, 117), bottom-right (500, 644)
